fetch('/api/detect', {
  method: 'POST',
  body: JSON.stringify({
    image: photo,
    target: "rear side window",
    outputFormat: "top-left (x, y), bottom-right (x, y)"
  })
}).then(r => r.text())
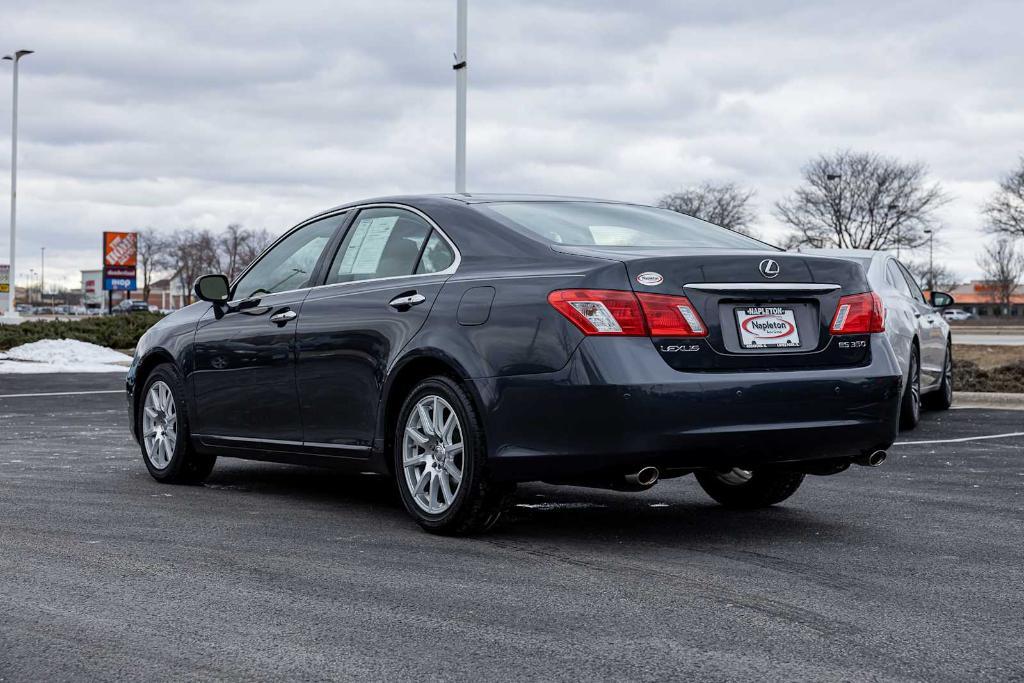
top-left (482, 201), bottom-right (770, 250)
top-left (416, 232), bottom-right (456, 274)
top-left (326, 208), bottom-right (430, 284)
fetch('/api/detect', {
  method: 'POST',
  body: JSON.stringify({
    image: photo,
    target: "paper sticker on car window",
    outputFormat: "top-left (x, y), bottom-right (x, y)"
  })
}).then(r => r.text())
top-left (338, 216), bottom-right (398, 274)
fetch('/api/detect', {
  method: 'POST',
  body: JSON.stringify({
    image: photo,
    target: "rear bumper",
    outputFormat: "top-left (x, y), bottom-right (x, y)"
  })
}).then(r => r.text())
top-left (471, 335), bottom-right (902, 482)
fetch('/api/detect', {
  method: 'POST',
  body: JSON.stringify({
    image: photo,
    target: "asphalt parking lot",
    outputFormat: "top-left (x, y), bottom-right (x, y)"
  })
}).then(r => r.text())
top-left (1, 374), bottom-right (1022, 681)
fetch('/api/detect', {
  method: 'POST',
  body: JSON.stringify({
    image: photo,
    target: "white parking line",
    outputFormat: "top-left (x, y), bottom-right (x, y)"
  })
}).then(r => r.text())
top-left (0, 389), bottom-right (123, 399)
top-left (895, 431), bottom-right (1024, 446)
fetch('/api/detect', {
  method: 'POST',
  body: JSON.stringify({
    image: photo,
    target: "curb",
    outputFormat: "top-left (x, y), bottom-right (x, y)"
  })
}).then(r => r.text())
top-left (955, 391), bottom-right (1024, 410)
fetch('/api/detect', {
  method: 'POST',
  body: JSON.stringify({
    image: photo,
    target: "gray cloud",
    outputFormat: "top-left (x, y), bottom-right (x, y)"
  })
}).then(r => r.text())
top-left (2, 0), bottom-right (1022, 286)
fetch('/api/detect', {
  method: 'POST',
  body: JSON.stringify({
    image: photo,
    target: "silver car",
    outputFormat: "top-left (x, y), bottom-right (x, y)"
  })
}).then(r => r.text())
top-left (801, 249), bottom-right (954, 429)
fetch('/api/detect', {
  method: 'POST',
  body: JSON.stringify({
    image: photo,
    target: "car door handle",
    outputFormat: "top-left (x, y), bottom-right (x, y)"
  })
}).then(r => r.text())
top-left (270, 310), bottom-right (297, 325)
top-left (389, 293), bottom-right (426, 309)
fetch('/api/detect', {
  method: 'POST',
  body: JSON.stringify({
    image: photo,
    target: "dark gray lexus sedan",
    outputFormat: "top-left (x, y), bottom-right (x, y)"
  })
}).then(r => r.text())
top-left (127, 195), bottom-right (902, 534)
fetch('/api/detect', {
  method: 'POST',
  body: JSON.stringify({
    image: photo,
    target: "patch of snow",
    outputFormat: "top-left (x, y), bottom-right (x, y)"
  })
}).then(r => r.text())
top-left (0, 339), bottom-right (131, 374)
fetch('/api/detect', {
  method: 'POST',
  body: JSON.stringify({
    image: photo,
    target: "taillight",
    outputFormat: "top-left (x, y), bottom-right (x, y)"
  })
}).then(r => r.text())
top-left (547, 289), bottom-right (646, 335)
top-left (547, 289), bottom-right (707, 337)
top-left (830, 292), bottom-right (885, 334)
top-left (636, 293), bottom-right (707, 337)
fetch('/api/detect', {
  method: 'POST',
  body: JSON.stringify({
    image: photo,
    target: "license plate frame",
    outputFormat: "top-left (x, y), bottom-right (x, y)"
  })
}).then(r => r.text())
top-left (735, 306), bottom-right (801, 349)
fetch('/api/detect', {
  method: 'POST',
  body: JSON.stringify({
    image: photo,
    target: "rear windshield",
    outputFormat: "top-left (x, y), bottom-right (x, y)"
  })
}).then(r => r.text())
top-left (483, 201), bottom-right (772, 250)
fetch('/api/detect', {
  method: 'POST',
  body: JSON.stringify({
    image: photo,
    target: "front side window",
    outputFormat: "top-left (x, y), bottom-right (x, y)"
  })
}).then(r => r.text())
top-left (482, 201), bottom-right (771, 250)
top-left (326, 208), bottom-right (432, 284)
top-left (896, 261), bottom-right (927, 304)
top-left (232, 214), bottom-right (344, 299)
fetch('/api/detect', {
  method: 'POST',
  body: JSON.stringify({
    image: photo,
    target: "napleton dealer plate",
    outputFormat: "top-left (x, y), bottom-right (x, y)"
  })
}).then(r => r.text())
top-left (735, 306), bottom-right (801, 349)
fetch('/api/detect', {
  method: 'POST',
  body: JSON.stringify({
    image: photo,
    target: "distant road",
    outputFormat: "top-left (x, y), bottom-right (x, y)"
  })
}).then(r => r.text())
top-left (954, 333), bottom-right (1024, 346)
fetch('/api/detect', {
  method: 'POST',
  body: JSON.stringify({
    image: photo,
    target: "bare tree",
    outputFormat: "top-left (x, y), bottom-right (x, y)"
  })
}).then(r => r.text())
top-left (983, 156), bottom-right (1024, 239)
top-left (136, 227), bottom-right (166, 303)
top-left (903, 258), bottom-right (959, 292)
top-left (658, 182), bottom-right (758, 236)
top-left (976, 237), bottom-right (1024, 312)
top-left (776, 150), bottom-right (948, 250)
top-left (166, 229), bottom-right (221, 305)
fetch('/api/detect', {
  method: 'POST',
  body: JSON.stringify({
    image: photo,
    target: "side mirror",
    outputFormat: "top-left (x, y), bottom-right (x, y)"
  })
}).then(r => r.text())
top-left (929, 291), bottom-right (954, 308)
top-left (194, 274), bottom-right (231, 303)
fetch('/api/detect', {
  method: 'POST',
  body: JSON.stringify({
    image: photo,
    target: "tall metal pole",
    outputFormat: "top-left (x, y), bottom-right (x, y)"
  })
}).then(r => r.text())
top-left (454, 0), bottom-right (468, 193)
top-left (3, 50), bottom-right (32, 316)
top-left (40, 246), bottom-right (44, 305)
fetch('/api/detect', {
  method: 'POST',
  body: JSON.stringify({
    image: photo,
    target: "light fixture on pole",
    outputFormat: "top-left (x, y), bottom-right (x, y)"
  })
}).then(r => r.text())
top-left (454, 0), bottom-right (467, 194)
top-left (3, 49), bottom-right (33, 316)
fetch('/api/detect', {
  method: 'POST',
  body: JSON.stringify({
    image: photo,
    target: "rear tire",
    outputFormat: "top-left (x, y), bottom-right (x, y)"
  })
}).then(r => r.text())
top-left (393, 376), bottom-right (514, 535)
top-left (138, 364), bottom-right (216, 484)
top-left (695, 468), bottom-right (804, 508)
top-left (924, 344), bottom-right (953, 411)
top-left (899, 346), bottom-right (922, 430)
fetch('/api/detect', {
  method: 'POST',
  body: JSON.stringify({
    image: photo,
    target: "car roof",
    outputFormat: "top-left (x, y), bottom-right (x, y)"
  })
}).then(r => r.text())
top-left (315, 193), bottom-right (634, 216)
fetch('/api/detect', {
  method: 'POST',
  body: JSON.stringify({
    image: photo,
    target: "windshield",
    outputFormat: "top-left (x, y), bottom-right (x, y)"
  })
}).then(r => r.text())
top-left (483, 201), bottom-right (772, 250)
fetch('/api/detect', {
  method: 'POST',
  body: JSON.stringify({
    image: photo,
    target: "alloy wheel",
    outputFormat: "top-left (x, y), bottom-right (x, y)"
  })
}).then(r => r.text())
top-left (142, 380), bottom-right (177, 470)
top-left (716, 468), bottom-right (753, 486)
top-left (402, 395), bottom-right (464, 514)
top-left (942, 349), bottom-right (953, 403)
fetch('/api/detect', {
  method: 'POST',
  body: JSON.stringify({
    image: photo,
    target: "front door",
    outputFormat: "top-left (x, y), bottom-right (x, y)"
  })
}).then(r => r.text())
top-left (191, 214), bottom-right (346, 444)
top-left (295, 206), bottom-right (458, 451)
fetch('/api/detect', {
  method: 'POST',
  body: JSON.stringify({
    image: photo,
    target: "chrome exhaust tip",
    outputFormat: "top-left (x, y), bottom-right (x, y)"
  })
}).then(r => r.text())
top-left (854, 450), bottom-right (887, 467)
top-left (625, 466), bottom-right (660, 488)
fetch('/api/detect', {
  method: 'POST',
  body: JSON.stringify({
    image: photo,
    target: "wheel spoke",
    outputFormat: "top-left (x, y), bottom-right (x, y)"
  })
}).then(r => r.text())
top-left (439, 472), bottom-right (454, 505)
top-left (403, 453), bottom-right (427, 468)
top-left (416, 404), bottom-right (434, 436)
top-left (432, 397), bottom-right (445, 436)
top-left (413, 469), bottom-right (430, 496)
top-left (443, 461), bottom-right (462, 485)
top-left (405, 426), bottom-right (429, 445)
top-left (445, 442), bottom-right (463, 458)
top-left (429, 472), bottom-right (440, 510)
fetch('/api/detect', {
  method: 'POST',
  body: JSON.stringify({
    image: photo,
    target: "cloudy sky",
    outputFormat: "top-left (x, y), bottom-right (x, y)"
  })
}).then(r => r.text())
top-left (3, 0), bottom-right (1022, 289)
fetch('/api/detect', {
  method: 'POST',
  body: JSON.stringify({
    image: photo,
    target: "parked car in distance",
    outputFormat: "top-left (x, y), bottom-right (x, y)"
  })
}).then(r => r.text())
top-left (799, 248), bottom-right (954, 429)
top-left (129, 195), bottom-right (903, 534)
top-left (115, 299), bottom-right (152, 314)
top-left (942, 308), bottom-right (973, 321)
top-left (14, 304), bottom-right (33, 314)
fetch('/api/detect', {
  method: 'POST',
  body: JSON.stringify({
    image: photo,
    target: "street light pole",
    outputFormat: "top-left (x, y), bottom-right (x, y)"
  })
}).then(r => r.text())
top-left (923, 228), bottom-right (934, 291)
top-left (3, 49), bottom-right (33, 316)
top-left (454, 0), bottom-right (468, 193)
top-left (40, 245), bottom-right (44, 305)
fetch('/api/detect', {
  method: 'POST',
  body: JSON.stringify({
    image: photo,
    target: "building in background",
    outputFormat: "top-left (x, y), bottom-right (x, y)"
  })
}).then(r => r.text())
top-left (81, 269), bottom-right (104, 310)
top-left (947, 281), bottom-right (1024, 317)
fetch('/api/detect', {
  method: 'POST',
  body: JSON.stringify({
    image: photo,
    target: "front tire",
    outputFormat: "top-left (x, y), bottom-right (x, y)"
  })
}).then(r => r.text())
top-left (393, 376), bottom-right (513, 535)
top-left (900, 346), bottom-right (922, 430)
top-left (695, 468), bottom-right (804, 508)
top-left (138, 364), bottom-right (216, 484)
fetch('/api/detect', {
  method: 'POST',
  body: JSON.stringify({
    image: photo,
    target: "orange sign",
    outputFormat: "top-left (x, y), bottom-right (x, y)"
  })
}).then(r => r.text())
top-left (103, 231), bottom-right (138, 267)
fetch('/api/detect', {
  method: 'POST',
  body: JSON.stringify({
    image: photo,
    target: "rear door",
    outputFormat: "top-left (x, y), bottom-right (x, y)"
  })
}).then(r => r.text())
top-left (295, 206), bottom-right (458, 453)
top-left (191, 214), bottom-right (345, 445)
top-left (895, 260), bottom-right (944, 387)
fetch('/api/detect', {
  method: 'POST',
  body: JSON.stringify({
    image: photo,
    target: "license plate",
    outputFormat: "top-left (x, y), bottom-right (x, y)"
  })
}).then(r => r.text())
top-left (735, 306), bottom-right (801, 349)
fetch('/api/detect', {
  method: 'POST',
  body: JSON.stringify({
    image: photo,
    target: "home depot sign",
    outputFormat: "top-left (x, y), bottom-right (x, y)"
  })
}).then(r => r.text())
top-left (103, 231), bottom-right (137, 291)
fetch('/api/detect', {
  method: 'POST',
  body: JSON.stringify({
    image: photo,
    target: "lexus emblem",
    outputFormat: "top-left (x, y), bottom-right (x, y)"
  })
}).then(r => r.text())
top-left (758, 259), bottom-right (780, 279)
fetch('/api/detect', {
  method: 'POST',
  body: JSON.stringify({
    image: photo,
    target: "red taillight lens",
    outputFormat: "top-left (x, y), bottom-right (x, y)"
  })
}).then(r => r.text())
top-left (547, 289), bottom-right (647, 335)
top-left (830, 292), bottom-right (885, 334)
top-left (547, 289), bottom-right (708, 337)
top-left (636, 293), bottom-right (707, 337)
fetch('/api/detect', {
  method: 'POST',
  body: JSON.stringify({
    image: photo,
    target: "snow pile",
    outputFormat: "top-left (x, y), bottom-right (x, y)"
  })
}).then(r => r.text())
top-left (0, 339), bottom-right (132, 374)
